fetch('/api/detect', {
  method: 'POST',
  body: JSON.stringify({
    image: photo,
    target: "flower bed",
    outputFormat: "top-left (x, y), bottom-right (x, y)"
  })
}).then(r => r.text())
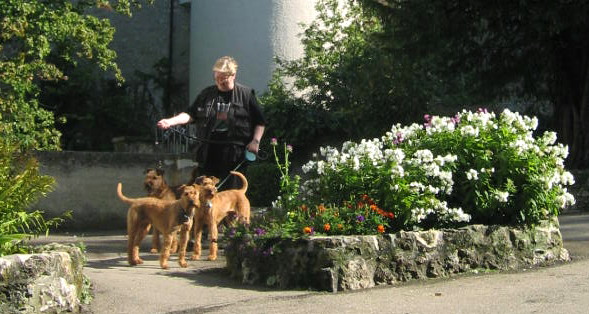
top-left (225, 217), bottom-right (569, 292)
top-left (224, 109), bottom-right (576, 291)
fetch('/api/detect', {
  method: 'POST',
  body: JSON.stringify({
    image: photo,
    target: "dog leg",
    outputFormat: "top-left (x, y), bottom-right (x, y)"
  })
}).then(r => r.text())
top-left (150, 227), bottom-right (161, 253)
top-left (160, 232), bottom-right (175, 269)
top-left (177, 223), bottom-right (192, 268)
top-left (191, 219), bottom-right (204, 260)
top-left (171, 235), bottom-right (179, 254)
top-left (129, 224), bottom-right (149, 265)
top-left (208, 221), bottom-right (219, 261)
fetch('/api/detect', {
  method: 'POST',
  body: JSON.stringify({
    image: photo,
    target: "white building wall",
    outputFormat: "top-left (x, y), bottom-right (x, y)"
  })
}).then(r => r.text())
top-left (189, 0), bottom-right (317, 104)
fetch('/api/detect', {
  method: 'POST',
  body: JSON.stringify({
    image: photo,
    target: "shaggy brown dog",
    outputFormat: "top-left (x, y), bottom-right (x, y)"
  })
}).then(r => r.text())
top-left (143, 168), bottom-right (178, 253)
top-left (117, 182), bottom-right (199, 269)
top-left (192, 171), bottom-right (250, 261)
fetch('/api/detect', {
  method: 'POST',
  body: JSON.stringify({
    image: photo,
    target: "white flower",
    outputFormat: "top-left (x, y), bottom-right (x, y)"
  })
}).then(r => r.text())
top-left (409, 181), bottom-right (425, 192)
top-left (466, 169), bottom-right (479, 180)
top-left (556, 189), bottom-right (576, 208)
top-left (352, 156), bottom-right (360, 171)
top-left (494, 191), bottom-right (509, 203)
top-left (460, 125), bottom-right (479, 137)
top-left (561, 171), bottom-right (575, 186)
top-left (391, 165), bottom-right (405, 178)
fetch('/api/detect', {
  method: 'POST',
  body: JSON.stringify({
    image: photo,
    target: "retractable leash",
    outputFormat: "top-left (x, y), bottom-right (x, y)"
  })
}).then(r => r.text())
top-left (215, 150), bottom-right (258, 189)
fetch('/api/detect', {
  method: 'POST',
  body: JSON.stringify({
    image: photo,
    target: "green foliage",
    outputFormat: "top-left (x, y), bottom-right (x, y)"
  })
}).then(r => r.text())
top-left (261, 0), bottom-right (432, 148)
top-left (245, 161), bottom-right (281, 207)
top-left (226, 110), bottom-right (575, 245)
top-left (360, 0), bottom-right (589, 167)
top-left (40, 58), bottom-right (167, 150)
top-left (0, 0), bottom-right (152, 151)
top-left (0, 139), bottom-right (70, 256)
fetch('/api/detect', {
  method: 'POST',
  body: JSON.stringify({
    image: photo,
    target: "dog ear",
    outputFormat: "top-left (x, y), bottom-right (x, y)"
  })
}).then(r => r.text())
top-left (145, 168), bottom-right (154, 174)
top-left (194, 176), bottom-right (206, 185)
top-left (156, 169), bottom-right (165, 176)
top-left (211, 176), bottom-right (220, 185)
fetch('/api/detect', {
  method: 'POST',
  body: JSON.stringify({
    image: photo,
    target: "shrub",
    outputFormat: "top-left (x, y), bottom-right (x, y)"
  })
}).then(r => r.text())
top-left (226, 109), bottom-right (575, 242)
top-left (0, 139), bottom-right (70, 256)
top-left (246, 161), bottom-right (281, 207)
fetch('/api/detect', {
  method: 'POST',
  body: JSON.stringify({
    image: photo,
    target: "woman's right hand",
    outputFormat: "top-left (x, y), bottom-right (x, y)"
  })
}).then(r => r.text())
top-left (157, 119), bottom-right (171, 129)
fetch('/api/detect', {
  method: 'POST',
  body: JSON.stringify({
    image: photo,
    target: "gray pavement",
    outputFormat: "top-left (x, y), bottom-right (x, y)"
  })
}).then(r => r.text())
top-left (33, 211), bottom-right (589, 314)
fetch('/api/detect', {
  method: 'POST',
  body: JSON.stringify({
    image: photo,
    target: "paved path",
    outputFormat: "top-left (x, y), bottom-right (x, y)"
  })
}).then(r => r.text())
top-left (34, 211), bottom-right (589, 314)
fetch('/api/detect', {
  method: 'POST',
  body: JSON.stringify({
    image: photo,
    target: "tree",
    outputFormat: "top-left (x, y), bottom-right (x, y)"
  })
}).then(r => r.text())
top-left (0, 0), bottom-right (153, 151)
top-left (362, 0), bottom-right (589, 168)
top-left (262, 0), bottom-right (441, 149)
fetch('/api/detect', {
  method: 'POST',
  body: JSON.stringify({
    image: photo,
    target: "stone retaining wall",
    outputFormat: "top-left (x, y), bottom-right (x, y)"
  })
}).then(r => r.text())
top-left (0, 244), bottom-right (87, 313)
top-left (225, 217), bottom-right (570, 292)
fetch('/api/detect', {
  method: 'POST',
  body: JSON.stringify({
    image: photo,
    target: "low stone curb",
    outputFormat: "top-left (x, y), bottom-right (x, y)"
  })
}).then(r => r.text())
top-left (0, 243), bottom-right (87, 314)
top-left (225, 217), bottom-right (570, 292)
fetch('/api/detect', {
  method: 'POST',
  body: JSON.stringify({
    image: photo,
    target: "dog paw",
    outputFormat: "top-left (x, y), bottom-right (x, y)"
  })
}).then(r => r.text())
top-left (207, 256), bottom-right (217, 261)
top-left (161, 263), bottom-right (169, 269)
top-left (190, 255), bottom-right (200, 261)
top-left (179, 260), bottom-right (188, 268)
top-left (150, 248), bottom-right (159, 254)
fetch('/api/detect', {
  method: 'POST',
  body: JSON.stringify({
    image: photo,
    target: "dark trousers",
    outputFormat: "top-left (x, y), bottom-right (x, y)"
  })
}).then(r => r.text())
top-left (200, 143), bottom-right (247, 191)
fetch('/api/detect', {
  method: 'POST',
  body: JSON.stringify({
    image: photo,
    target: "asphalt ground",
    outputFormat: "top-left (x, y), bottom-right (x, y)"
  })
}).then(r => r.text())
top-left (31, 210), bottom-right (589, 314)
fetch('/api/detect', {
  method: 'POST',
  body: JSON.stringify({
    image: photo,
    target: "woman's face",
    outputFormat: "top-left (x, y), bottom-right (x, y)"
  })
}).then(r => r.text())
top-left (214, 71), bottom-right (236, 92)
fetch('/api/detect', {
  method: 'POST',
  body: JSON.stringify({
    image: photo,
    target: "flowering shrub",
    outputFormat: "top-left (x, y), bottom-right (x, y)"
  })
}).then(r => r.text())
top-left (227, 109), bottom-right (575, 244)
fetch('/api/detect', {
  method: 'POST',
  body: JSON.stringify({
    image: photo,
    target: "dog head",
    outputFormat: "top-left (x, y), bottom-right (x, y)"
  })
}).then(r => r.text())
top-left (194, 175), bottom-right (219, 201)
top-left (177, 184), bottom-right (200, 225)
top-left (144, 168), bottom-right (166, 196)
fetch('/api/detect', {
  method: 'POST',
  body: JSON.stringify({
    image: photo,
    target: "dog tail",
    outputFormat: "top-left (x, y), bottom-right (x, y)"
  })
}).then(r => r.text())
top-left (230, 171), bottom-right (248, 193)
top-left (117, 182), bottom-right (134, 205)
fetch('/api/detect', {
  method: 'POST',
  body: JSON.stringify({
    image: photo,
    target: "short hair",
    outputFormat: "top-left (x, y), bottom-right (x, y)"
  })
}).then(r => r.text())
top-left (212, 56), bottom-right (238, 75)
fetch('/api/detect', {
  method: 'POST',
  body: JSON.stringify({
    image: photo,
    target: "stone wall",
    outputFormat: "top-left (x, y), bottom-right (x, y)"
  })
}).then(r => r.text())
top-left (225, 217), bottom-right (570, 292)
top-left (0, 244), bottom-right (87, 313)
top-left (34, 151), bottom-right (197, 231)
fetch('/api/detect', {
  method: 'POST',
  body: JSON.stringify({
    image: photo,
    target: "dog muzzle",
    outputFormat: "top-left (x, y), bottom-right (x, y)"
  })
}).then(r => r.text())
top-left (178, 212), bottom-right (191, 224)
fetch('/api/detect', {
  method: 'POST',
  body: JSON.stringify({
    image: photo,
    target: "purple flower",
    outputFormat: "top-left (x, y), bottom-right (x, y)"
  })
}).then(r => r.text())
top-left (254, 227), bottom-right (266, 236)
top-left (393, 131), bottom-right (404, 145)
top-left (271, 138), bottom-right (278, 146)
top-left (286, 144), bottom-right (293, 153)
top-left (356, 215), bottom-right (365, 222)
top-left (423, 114), bottom-right (432, 128)
top-left (452, 114), bottom-right (461, 125)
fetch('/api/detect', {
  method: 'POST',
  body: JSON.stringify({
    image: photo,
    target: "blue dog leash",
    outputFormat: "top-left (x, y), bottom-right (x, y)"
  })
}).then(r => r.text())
top-left (216, 150), bottom-right (261, 189)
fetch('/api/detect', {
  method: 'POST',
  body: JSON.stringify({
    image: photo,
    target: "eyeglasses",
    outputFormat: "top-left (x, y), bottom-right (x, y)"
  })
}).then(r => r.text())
top-left (215, 72), bottom-right (235, 80)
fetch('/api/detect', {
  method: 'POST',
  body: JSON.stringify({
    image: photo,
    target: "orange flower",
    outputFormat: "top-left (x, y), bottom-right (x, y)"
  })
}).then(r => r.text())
top-left (317, 204), bottom-right (326, 213)
top-left (337, 223), bottom-right (344, 230)
top-left (300, 204), bottom-right (308, 212)
top-left (377, 224), bottom-right (385, 233)
top-left (303, 226), bottom-right (312, 234)
top-left (387, 212), bottom-right (395, 219)
top-left (323, 223), bottom-right (331, 231)
top-left (370, 204), bottom-right (378, 211)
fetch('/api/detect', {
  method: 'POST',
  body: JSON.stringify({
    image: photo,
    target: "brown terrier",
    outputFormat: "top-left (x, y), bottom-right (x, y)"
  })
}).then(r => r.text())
top-left (143, 168), bottom-right (178, 253)
top-left (192, 171), bottom-right (251, 261)
top-left (117, 182), bottom-right (199, 269)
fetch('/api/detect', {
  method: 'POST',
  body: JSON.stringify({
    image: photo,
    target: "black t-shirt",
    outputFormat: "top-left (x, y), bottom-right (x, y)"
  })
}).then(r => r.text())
top-left (187, 83), bottom-right (266, 143)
